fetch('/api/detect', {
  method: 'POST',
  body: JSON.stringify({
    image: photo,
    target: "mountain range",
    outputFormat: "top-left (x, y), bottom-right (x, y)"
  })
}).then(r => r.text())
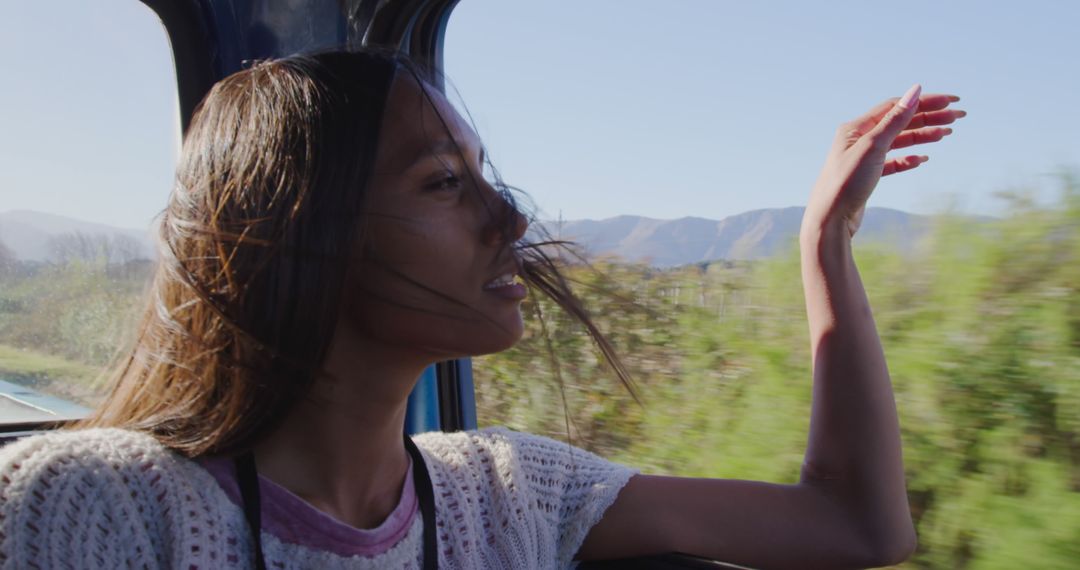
top-left (536, 207), bottom-right (933, 266)
top-left (0, 210), bottom-right (155, 262)
top-left (1, 207), bottom-right (936, 267)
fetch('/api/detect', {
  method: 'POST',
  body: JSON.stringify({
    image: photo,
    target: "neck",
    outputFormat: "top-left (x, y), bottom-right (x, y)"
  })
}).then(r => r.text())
top-left (253, 330), bottom-right (433, 530)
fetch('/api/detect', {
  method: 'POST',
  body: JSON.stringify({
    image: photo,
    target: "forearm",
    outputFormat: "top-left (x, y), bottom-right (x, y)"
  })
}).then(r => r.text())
top-left (797, 221), bottom-right (915, 556)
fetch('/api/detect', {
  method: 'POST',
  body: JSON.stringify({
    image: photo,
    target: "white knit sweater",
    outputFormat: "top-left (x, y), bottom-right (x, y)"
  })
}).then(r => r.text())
top-left (0, 427), bottom-right (637, 569)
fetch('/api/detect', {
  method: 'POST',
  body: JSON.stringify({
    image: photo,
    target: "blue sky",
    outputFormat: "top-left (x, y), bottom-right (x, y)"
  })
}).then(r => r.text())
top-left (2, 0), bottom-right (1078, 230)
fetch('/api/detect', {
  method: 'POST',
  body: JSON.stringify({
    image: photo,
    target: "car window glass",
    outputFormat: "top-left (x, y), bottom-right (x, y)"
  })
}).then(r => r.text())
top-left (0, 1), bottom-right (178, 422)
top-left (447, 3), bottom-right (1080, 565)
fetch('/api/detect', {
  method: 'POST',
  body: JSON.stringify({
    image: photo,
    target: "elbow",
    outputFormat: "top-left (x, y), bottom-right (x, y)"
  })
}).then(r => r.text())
top-left (874, 527), bottom-right (917, 567)
top-left (860, 524), bottom-right (917, 568)
top-left (801, 481), bottom-right (919, 567)
top-left (837, 529), bottom-right (916, 570)
top-left (836, 503), bottom-right (918, 568)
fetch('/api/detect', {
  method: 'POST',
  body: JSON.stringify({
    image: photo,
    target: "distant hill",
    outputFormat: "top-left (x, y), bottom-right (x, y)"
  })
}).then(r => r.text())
top-left (0, 210), bottom-right (155, 262)
top-left (538, 207), bottom-right (937, 267)
top-left (1, 207), bottom-right (946, 267)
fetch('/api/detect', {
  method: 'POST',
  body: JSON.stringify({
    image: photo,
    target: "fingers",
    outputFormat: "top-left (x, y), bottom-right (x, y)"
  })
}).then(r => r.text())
top-left (868, 84), bottom-right (924, 145)
top-left (845, 93), bottom-right (962, 138)
top-left (905, 108), bottom-right (966, 130)
top-left (912, 94), bottom-right (961, 113)
top-left (882, 155), bottom-right (928, 176)
top-left (891, 126), bottom-right (953, 150)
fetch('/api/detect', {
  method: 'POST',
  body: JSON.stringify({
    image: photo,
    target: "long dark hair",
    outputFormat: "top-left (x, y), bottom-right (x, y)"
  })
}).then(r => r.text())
top-left (75, 50), bottom-right (632, 457)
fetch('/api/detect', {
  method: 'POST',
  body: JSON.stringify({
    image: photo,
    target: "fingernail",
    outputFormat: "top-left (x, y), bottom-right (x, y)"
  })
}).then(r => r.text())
top-left (944, 128), bottom-right (954, 135)
top-left (898, 84), bottom-right (922, 109)
top-left (956, 110), bottom-right (967, 118)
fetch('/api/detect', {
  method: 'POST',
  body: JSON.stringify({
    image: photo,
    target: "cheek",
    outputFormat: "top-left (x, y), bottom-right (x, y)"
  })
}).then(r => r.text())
top-left (367, 208), bottom-right (471, 269)
top-left (345, 208), bottom-right (523, 356)
top-left (341, 258), bottom-right (524, 358)
top-left (344, 285), bottom-right (524, 358)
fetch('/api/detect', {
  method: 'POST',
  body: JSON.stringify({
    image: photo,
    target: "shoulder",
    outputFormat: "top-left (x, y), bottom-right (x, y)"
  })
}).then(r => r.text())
top-left (1, 427), bottom-right (177, 467)
top-left (413, 426), bottom-right (637, 483)
top-left (411, 426), bottom-right (585, 463)
top-left (0, 428), bottom-right (237, 568)
top-left (0, 428), bottom-right (207, 496)
top-left (413, 427), bottom-right (638, 568)
top-left (411, 425), bottom-right (529, 464)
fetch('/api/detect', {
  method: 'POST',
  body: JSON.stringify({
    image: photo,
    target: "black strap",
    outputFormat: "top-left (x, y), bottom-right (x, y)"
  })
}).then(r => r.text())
top-left (404, 435), bottom-right (439, 570)
top-left (235, 451), bottom-right (267, 570)
top-left (234, 435), bottom-right (437, 570)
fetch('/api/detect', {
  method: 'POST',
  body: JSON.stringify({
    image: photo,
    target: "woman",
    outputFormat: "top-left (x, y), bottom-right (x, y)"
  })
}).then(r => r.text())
top-left (0, 50), bottom-right (962, 568)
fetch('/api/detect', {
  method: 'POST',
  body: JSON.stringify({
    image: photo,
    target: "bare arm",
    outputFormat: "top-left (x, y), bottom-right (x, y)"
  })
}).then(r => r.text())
top-left (797, 218), bottom-right (914, 558)
top-left (577, 86), bottom-right (964, 569)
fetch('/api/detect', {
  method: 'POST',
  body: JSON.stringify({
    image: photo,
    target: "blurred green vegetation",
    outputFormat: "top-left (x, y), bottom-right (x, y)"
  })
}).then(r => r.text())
top-left (474, 173), bottom-right (1080, 569)
top-left (1, 176), bottom-right (1078, 567)
top-left (0, 255), bottom-right (151, 406)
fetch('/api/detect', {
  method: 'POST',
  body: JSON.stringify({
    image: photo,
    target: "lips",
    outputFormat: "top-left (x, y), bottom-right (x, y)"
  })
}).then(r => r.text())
top-left (483, 273), bottom-right (518, 289)
top-left (482, 271), bottom-right (527, 300)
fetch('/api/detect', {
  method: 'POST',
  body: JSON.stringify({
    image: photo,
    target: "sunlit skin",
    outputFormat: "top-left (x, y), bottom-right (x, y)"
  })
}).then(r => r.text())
top-left (578, 85), bottom-right (968, 567)
top-left (348, 73), bottom-right (529, 360)
top-left (256, 79), bottom-right (966, 567)
top-left (253, 74), bottom-right (527, 530)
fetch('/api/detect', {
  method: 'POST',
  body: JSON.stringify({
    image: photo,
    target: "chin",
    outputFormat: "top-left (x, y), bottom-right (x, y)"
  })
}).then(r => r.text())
top-left (455, 324), bottom-right (524, 357)
top-left (459, 308), bottom-right (524, 356)
top-left (475, 334), bottom-right (522, 356)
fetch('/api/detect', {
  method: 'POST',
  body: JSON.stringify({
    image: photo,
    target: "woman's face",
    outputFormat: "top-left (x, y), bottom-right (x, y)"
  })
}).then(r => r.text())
top-left (341, 72), bottom-right (529, 360)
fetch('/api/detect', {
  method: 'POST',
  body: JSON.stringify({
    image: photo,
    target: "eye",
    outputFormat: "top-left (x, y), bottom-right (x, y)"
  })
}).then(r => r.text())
top-left (424, 171), bottom-right (463, 192)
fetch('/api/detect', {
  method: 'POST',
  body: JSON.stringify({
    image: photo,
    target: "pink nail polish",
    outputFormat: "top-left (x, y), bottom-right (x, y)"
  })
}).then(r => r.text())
top-left (898, 84), bottom-right (922, 109)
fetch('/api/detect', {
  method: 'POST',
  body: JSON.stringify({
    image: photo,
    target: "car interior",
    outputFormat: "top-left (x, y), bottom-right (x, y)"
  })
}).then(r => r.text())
top-left (0, 0), bottom-right (750, 567)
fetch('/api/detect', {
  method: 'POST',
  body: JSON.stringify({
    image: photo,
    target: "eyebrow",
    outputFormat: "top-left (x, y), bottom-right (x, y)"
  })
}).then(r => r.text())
top-left (400, 139), bottom-right (485, 173)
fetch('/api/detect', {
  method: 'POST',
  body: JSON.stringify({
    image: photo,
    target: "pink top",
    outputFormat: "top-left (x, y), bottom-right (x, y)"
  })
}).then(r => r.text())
top-left (197, 456), bottom-right (418, 557)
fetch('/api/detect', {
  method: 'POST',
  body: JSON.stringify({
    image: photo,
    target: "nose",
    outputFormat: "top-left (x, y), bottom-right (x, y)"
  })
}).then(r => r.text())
top-left (509, 206), bottom-right (529, 241)
top-left (481, 189), bottom-right (529, 246)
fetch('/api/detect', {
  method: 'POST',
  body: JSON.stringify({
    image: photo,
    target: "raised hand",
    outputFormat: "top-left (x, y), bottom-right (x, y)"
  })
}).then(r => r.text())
top-left (803, 85), bottom-right (965, 239)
